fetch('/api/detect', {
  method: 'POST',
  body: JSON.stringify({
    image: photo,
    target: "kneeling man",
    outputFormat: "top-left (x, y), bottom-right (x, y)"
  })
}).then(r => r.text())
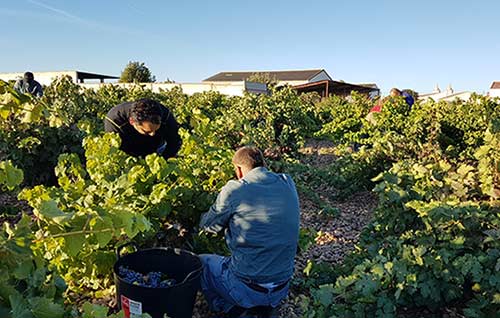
top-left (199, 146), bottom-right (300, 315)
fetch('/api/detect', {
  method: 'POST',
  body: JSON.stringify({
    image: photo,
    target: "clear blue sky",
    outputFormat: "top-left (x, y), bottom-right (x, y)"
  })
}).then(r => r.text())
top-left (1, 0), bottom-right (499, 94)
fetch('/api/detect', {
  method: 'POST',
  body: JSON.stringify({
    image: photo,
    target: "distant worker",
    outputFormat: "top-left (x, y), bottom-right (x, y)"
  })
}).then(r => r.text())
top-left (366, 87), bottom-right (414, 124)
top-left (391, 88), bottom-right (415, 107)
top-left (104, 98), bottom-right (182, 159)
top-left (14, 71), bottom-right (43, 97)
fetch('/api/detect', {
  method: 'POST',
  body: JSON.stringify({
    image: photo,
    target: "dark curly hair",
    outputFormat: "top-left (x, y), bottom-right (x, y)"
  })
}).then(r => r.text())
top-left (130, 99), bottom-right (162, 124)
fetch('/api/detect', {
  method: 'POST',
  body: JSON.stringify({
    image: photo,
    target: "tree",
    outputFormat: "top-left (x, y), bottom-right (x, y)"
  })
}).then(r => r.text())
top-left (247, 72), bottom-right (278, 87)
top-left (119, 61), bottom-right (156, 83)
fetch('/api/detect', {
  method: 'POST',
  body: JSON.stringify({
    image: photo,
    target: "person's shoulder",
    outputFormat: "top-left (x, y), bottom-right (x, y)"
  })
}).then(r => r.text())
top-left (401, 92), bottom-right (415, 105)
top-left (270, 171), bottom-right (296, 186)
top-left (222, 179), bottom-right (244, 192)
top-left (157, 101), bottom-right (173, 117)
top-left (279, 172), bottom-right (295, 182)
top-left (106, 101), bottom-right (133, 125)
top-left (217, 179), bottom-right (244, 201)
top-left (109, 101), bottom-right (133, 114)
top-left (117, 100), bottom-right (135, 108)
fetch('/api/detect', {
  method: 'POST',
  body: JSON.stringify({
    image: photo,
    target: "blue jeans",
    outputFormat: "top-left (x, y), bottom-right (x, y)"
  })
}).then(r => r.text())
top-left (199, 254), bottom-right (289, 313)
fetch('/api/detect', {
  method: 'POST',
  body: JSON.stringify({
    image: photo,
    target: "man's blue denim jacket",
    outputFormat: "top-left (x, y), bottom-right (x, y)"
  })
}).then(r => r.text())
top-left (200, 167), bottom-right (300, 284)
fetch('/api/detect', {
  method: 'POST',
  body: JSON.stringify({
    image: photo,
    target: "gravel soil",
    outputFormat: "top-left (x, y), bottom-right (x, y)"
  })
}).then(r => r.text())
top-left (0, 192), bottom-right (32, 225)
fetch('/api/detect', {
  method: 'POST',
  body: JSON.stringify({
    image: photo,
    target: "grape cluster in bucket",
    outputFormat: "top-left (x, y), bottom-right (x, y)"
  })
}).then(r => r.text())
top-left (119, 266), bottom-right (177, 288)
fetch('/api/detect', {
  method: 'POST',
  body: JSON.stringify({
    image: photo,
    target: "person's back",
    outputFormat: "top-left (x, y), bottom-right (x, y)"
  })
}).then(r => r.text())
top-left (199, 146), bottom-right (300, 314)
top-left (402, 91), bottom-right (415, 107)
top-left (223, 167), bottom-right (299, 283)
top-left (14, 72), bottom-right (43, 97)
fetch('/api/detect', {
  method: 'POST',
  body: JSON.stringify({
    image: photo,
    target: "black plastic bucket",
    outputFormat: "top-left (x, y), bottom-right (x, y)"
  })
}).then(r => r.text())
top-left (114, 243), bottom-right (202, 318)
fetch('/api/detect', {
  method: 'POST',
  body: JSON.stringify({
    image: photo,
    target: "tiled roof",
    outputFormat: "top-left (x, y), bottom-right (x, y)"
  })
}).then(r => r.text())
top-left (203, 69), bottom-right (326, 82)
top-left (490, 81), bottom-right (500, 89)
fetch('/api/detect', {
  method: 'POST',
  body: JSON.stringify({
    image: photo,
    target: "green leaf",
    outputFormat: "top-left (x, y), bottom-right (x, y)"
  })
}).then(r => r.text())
top-left (371, 264), bottom-right (385, 277)
top-left (28, 297), bottom-right (64, 318)
top-left (0, 161), bottom-right (24, 190)
top-left (384, 262), bottom-right (393, 274)
top-left (38, 200), bottom-right (73, 225)
top-left (313, 284), bottom-right (335, 307)
top-left (493, 293), bottom-right (500, 304)
top-left (412, 246), bottom-right (426, 266)
top-left (0, 279), bottom-right (21, 309)
top-left (95, 230), bottom-right (113, 248)
top-left (63, 234), bottom-right (85, 257)
top-left (358, 277), bottom-right (379, 297)
top-left (474, 145), bottom-right (490, 158)
top-left (30, 268), bottom-right (47, 289)
top-left (135, 214), bottom-right (152, 233)
top-left (394, 284), bottom-right (403, 300)
top-left (457, 164), bottom-right (475, 176)
top-left (81, 302), bottom-right (109, 318)
top-left (13, 261), bottom-right (33, 280)
top-left (9, 294), bottom-right (34, 318)
top-left (92, 217), bottom-right (114, 248)
top-left (451, 236), bottom-right (465, 246)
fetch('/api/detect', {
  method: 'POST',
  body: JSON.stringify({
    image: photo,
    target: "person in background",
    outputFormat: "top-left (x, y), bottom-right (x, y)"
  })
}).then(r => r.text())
top-left (104, 98), bottom-right (181, 159)
top-left (366, 87), bottom-right (414, 124)
top-left (199, 146), bottom-right (300, 317)
top-left (14, 71), bottom-right (43, 97)
top-left (395, 88), bottom-right (415, 107)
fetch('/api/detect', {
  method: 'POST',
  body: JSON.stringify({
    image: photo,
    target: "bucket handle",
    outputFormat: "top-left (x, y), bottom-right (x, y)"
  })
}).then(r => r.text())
top-left (180, 266), bottom-right (203, 285)
top-left (116, 242), bottom-right (139, 260)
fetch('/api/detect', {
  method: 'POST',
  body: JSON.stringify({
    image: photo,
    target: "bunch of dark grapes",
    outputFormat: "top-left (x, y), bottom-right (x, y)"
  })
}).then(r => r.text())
top-left (119, 266), bottom-right (177, 288)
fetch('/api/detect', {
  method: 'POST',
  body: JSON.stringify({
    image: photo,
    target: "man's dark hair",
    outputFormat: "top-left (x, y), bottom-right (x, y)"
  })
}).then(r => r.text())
top-left (24, 72), bottom-right (34, 81)
top-left (232, 146), bottom-right (266, 169)
top-left (390, 88), bottom-right (402, 96)
top-left (130, 99), bottom-right (162, 124)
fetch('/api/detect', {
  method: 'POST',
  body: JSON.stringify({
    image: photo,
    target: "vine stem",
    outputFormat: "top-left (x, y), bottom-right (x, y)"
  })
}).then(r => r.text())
top-left (33, 228), bottom-right (113, 242)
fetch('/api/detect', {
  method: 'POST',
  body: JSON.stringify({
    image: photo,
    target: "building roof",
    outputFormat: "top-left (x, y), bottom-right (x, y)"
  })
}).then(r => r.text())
top-left (0, 70), bottom-right (119, 81)
top-left (355, 83), bottom-right (379, 89)
top-left (419, 90), bottom-right (472, 101)
top-left (491, 81), bottom-right (500, 89)
top-left (75, 71), bottom-right (118, 80)
top-left (293, 80), bottom-right (379, 97)
top-left (418, 92), bottom-right (438, 97)
top-left (203, 69), bottom-right (328, 82)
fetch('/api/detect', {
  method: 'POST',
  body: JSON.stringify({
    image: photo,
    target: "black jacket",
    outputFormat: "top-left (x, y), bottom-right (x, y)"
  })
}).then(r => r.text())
top-left (104, 101), bottom-right (182, 159)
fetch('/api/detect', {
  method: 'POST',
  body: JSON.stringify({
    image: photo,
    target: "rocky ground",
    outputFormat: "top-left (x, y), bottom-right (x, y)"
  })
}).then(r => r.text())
top-left (0, 192), bottom-right (31, 225)
top-left (192, 140), bottom-right (377, 317)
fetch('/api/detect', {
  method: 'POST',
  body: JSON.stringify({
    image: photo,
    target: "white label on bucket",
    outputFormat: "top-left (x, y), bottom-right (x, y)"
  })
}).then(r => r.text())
top-left (129, 298), bottom-right (143, 318)
top-left (121, 295), bottom-right (142, 318)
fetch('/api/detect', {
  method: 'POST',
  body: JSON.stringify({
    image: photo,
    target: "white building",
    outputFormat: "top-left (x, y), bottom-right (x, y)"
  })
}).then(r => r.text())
top-left (203, 69), bottom-right (333, 86)
top-left (419, 84), bottom-right (473, 102)
top-left (489, 81), bottom-right (500, 98)
top-left (80, 81), bottom-right (267, 96)
top-left (0, 70), bottom-right (118, 85)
